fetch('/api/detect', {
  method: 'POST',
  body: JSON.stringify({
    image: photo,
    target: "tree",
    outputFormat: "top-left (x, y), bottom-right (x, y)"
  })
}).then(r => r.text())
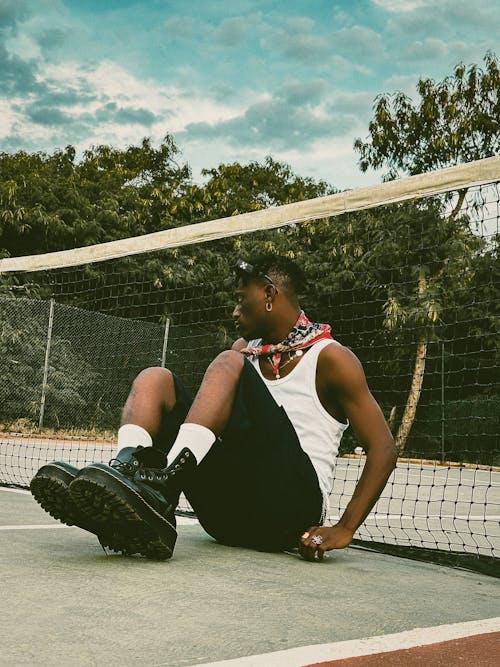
top-left (353, 52), bottom-right (499, 452)
top-left (354, 52), bottom-right (499, 180)
top-left (197, 157), bottom-right (333, 216)
top-left (0, 136), bottom-right (191, 258)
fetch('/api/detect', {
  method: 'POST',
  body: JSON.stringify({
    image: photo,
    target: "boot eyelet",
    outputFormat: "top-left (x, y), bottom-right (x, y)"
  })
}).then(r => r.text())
top-left (180, 458), bottom-right (185, 464)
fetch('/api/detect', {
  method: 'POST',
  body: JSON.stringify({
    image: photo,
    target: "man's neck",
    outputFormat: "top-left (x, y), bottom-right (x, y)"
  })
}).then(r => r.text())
top-left (261, 308), bottom-right (301, 345)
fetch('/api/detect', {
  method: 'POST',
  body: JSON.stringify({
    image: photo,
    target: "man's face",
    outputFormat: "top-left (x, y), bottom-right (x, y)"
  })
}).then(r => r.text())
top-left (233, 278), bottom-right (268, 340)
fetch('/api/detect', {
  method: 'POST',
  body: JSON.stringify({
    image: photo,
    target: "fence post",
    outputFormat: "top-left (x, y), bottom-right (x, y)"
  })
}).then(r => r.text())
top-left (39, 298), bottom-right (55, 429)
top-left (441, 341), bottom-right (445, 463)
top-left (160, 318), bottom-right (170, 368)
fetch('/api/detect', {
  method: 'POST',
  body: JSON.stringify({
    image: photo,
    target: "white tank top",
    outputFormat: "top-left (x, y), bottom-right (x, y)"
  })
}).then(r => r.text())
top-left (249, 338), bottom-right (349, 509)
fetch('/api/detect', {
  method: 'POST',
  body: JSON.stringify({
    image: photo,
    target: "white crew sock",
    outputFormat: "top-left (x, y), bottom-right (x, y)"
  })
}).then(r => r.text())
top-left (116, 424), bottom-right (153, 453)
top-left (167, 423), bottom-right (216, 466)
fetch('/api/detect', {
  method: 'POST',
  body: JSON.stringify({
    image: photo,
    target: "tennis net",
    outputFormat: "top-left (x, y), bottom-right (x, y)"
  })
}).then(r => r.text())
top-left (1, 157), bottom-right (498, 575)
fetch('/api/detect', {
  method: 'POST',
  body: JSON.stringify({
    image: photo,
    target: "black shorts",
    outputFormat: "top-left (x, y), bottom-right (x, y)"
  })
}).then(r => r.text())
top-left (158, 358), bottom-right (323, 551)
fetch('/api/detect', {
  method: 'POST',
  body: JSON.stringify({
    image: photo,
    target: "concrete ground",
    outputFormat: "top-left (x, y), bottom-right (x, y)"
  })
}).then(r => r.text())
top-left (1, 487), bottom-right (499, 667)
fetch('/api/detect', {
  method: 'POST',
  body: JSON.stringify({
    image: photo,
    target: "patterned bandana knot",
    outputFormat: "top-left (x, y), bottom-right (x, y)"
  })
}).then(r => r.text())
top-left (240, 311), bottom-right (333, 378)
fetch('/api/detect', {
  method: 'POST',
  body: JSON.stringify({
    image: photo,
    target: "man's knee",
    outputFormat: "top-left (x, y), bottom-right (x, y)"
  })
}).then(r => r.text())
top-left (209, 350), bottom-right (245, 377)
top-left (133, 366), bottom-right (174, 388)
top-left (130, 367), bottom-right (176, 406)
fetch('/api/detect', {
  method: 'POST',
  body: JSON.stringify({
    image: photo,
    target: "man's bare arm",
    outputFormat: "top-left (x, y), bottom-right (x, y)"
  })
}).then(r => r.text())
top-left (300, 345), bottom-right (397, 560)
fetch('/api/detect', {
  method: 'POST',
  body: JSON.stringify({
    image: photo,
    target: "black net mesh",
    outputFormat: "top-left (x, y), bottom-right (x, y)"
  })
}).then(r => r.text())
top-left (1, 179), bottom-right (498, 574)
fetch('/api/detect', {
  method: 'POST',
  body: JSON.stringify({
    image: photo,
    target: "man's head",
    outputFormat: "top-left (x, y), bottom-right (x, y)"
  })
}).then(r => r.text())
top-left (233, 254), bottom-right (306, 341)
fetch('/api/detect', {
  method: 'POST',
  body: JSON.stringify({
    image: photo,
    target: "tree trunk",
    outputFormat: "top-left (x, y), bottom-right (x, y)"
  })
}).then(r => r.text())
top-left (395, 335), bottom-right (427, 452)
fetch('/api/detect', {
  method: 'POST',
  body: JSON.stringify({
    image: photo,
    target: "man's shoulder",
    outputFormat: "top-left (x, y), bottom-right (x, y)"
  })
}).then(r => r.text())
top-left (319, 340), bottom-right (356, 363)
top-left (317, 341), bottom-right (365, 382)
top-left (231, 337), bottom-right (248, 352)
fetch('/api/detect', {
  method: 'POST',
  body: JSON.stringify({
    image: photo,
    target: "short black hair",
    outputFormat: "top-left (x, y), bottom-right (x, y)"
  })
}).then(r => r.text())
top-left (235, 253), bottom-right (307, 296)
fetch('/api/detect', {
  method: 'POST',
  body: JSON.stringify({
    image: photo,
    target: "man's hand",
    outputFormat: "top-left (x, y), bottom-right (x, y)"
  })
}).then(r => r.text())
top-left (299, 524), bottom-right (354, 561)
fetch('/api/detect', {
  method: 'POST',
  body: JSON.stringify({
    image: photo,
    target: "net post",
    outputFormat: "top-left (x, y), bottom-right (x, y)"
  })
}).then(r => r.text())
top-left (160, 317), bottom-right (170, 368)
top-left (39, 298), bottom-right (55, 429)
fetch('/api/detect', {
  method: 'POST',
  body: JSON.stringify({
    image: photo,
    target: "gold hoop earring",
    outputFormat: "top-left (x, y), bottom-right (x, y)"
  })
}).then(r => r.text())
top-left (266, 302), bottom-right (272, 312)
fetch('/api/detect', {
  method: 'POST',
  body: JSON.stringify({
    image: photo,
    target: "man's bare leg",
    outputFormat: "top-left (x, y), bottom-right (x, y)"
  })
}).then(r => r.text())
top-left (118, 367), bottom-right (177, 448)
top-left (118, 350), bottom-right (244, 463)
top-left (184, 350), bottom-right (244, 433)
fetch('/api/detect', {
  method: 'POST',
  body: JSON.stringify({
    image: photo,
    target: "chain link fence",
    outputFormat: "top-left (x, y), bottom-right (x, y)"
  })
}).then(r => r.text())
top-left (0, 296), bottom-right (169, 432)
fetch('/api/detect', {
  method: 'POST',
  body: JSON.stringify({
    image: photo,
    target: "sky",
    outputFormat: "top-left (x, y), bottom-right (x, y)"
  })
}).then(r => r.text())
top-left (0, 0), bottom-right (498, 190)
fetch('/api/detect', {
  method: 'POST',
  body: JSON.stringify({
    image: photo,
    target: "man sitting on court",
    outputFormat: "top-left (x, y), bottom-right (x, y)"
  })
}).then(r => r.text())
top-left (31, 255), bottom-right (397, 561)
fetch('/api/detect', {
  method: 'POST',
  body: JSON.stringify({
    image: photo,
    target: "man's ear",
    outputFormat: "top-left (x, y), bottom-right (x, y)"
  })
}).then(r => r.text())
top-left (264, 284), bottom-right (278, 298)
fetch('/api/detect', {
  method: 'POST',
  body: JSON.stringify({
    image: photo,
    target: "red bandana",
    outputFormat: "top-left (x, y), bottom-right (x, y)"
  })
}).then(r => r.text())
top-left (240, 311), bottom-right (333, 378)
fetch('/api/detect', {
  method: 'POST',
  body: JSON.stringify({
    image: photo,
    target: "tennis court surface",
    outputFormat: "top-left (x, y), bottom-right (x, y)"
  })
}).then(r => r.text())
top-left (2, 485), bottom-right (498, 667)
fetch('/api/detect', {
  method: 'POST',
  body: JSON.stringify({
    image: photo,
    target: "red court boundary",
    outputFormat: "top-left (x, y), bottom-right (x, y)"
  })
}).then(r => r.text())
top-left (192, 618), bottom-right (500, 667)
top-left (306, 631), bottom-right (499, 666)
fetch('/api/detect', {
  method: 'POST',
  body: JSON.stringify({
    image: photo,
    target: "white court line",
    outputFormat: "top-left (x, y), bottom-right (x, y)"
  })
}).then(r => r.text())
top-left (0, 524), bottom-right (68, 530)
top-left (0, 517), bottom-right (199, 530)
top-left (0, 486), bottom-right (30, 494)
top-left (182, 617), bottom-right (500, 667)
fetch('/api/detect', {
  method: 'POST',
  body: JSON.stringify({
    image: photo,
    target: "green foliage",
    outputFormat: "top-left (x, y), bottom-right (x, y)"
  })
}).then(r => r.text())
top-left (354, 52), bottom-right (499, 178)
top-left (0, 136), bottom-right (191, 258)
top-left (197, 157), bottom-right (334, 217)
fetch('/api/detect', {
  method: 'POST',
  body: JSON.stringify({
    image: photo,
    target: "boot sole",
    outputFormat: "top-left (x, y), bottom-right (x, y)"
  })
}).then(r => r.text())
top-left (30, 466), bottom-right (81, 526)
top-left (69, 466), bottom-right (177, 560)
top-left (30, 466), bottom-right (132, 555)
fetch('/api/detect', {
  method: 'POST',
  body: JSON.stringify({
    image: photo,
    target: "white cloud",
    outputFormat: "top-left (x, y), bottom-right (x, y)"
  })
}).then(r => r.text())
top-left (163, 16), bottom-right (198, 40)
top-left (373, 0), bottom-right (432, 11)
top-left (276, 31), bottom-right (330, 62)
top-left (268, 135), bottom-right (379, 190)
top-left (403, 38), bottom-right (449, 61)
top-left (332, 26), bottom-right (385, 59)
top-left (384, 0), bottom-right (500, 40)
top-left (4, 30), bottom-right (41, 59)
top-left (0, 98), bottom-right (20, 135)
top-left (211, 16), bottom-right (250, 46)
top-left (285, 16), bottom-right (316, 33)
top-left (0, 56), bottom-right (246, 156)
top-left (382, 74), bottom-right (420, 96)
top-left (329, 55), bottom-right (372, 79)
top-left (330, 92), bottom-right (374, 114)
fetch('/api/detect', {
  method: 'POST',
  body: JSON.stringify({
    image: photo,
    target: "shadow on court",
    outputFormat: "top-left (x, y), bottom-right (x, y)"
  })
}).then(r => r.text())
top-left (1, 488), bottom-right (498, 667)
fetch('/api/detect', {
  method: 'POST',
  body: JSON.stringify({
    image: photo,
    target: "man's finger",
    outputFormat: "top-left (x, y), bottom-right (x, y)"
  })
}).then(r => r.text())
top-left (299, 545), bottom-right (317, 562)
top-left (299, 529), bottom-right (327, 562)
top-left (301, 526), bottom-right (320, 544)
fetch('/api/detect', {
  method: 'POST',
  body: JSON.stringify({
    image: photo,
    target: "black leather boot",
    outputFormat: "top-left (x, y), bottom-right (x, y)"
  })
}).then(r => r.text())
top-left (69, 446), bottom-right (196, 560)
top-left (30, 461), bottom-right (133, 554)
